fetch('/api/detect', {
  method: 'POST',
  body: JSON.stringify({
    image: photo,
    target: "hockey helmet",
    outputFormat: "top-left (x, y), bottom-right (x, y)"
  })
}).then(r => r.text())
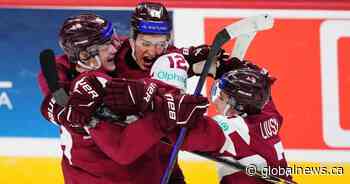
top-left (130, 2), bottom-right (172, 38)
top-left (211, 68), bottom-right (271, 114)
top-left (59, 13), bottom-right (114, 69)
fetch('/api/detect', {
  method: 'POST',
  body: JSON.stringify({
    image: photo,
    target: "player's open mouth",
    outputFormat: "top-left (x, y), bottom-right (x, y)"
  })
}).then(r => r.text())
top-left (143, 57), bottom-right (155, 68)
top-left (107, 58), bottom-right (114, 63)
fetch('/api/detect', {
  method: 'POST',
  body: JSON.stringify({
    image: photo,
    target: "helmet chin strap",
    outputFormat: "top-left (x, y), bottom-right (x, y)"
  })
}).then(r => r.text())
top-left (77, 55), bottom-right (102, 71)
top-left (223, 104), bottom-right (231, 116)
top-left (94, 55), bottom-right (102, 69)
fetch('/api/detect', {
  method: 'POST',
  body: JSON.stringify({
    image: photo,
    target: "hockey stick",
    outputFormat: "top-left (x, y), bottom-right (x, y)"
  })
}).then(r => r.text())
top-left (161, 16), bottom-right (273, 183)
top-left (231, 32), bottom-right (256, 60)
top-left (39, 49), bottom-right (69, 106)
top-left (231, 14), bottom-right (274, 60)
top-left (160, 28), bottom-right (230, 184)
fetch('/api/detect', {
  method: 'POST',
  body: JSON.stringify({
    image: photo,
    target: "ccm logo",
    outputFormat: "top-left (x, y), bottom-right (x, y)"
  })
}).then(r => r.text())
top-left (143, 82), bottom-right (157, 103)
top-left (47, 97), bottom-right (57, 124)
top-left (164, 93), bottom-right (176, 120)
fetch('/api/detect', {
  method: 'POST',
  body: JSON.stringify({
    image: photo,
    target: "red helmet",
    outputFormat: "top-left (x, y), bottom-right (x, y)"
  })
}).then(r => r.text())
top-left (130, 2), bottom-right (172, 38)
top-left (59, 13), bottom-right (114, 64)
top-left (211, 68), bottom-right (271, 114)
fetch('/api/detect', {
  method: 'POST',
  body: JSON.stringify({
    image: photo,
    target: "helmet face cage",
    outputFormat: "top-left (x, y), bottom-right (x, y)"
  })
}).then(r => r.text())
top-left (130, 2), bottom-right (172, 39)
top-left (59, 13), bottom-right (115, 64)
top-left (218, 68), bottom-right (270, 114)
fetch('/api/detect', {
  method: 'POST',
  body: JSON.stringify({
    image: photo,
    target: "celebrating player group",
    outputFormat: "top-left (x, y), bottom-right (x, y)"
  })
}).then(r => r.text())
top-left (38, 1), bottom-right (294, 184)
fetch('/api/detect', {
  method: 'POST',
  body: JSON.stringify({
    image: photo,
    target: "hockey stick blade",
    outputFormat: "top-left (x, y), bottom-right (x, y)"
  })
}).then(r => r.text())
top-left (226, 14), bottom-right (274, 39)
top-left (39, 49), bottom-right (68, 106)
top-left (230, 14), bottom-right (274, 60)
top-left (161, 29), bottom-right (231, 184)
top-left (231, 32), bottom-right (257, 60)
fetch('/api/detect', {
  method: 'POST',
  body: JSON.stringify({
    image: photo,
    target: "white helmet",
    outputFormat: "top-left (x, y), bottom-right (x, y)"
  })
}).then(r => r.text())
top-left (150, 52), bottom-right (189, 91)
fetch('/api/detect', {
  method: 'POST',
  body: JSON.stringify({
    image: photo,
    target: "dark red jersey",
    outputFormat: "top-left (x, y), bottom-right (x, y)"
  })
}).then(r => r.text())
top-left (38, 50), bottom-right (185, 183)
top-left (111, 40), bottom-right (186, 183)
top-left (175, 100), bottom-right (291, 184)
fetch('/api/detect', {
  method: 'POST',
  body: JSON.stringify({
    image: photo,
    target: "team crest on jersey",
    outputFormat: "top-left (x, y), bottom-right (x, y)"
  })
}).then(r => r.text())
top-left (213, 115), bottom-right (231, 132)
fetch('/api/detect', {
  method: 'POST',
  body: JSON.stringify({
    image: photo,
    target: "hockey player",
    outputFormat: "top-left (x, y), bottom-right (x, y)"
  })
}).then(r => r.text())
top-left (92, 2), bottom-right (212, 182)
top-left (146, 65), bottom-right (292, 183)
top-left (104, 46), bottom-right (292, 184)
top-left (107, 56), bottom-right (291, 183)
top-left (105, 2), bottom-right (229, 179)
top-left (37, 2), bottom-right (231, 183)
top-left (38, 13), bottom-right (119, 96)
top-left (39, 13), bottom-right (208, 184)
top-left (114, 1), bottom-right (225, 78)
top-left (174, 67), bottom-right (292, 183)
top-left (144, 53), bottom-right (292, 184)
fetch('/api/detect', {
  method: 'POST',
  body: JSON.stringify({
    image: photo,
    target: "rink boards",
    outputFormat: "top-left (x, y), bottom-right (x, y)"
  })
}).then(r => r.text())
top-left (0, 155), bottom-right (349, 184)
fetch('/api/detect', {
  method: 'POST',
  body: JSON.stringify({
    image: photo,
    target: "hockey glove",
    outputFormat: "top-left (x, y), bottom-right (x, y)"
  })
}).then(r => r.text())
top-left (65, 73), bottom-right (105, 127)
top-left (103, 78), bottom-right (158, 116)
top-left (181, 44), bottom-right (226, 77)
top-left (154, 92), bottom-right (209, 132)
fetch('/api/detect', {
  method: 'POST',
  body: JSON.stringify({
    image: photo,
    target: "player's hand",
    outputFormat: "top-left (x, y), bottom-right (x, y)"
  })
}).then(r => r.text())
top-left (182, 44), bottom-right (225, 77)
top-left (65, 73), bottom-right (104, 127)
top-left (154, 92), bottom-right (209, 132)
top-left (103, 78), bottom-right (158, 115)
top-left (182, 44), bottom-right (225, 63)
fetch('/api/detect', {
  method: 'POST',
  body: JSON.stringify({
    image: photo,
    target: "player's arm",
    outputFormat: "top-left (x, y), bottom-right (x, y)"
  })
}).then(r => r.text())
top-left (88, 82), bottom-right (209, 165)
top-left (173, 45), bottom-right (225, 77)
top-left (150, 90), bottom-right (226, 152)
top-left (77, 78), bottom-right (177, 165)
top-left (102, 78), bottom-right (157, 116)
top-left (166, 116), bottom-right (227, 153)
top-left (86, 113), bottom-right (166, 165)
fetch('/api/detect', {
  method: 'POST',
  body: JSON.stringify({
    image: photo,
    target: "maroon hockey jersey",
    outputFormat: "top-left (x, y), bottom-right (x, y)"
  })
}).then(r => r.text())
top-left (38, 51), bottom-right (185, 184)
top-left (176, 100), bottom-right (291, 184)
